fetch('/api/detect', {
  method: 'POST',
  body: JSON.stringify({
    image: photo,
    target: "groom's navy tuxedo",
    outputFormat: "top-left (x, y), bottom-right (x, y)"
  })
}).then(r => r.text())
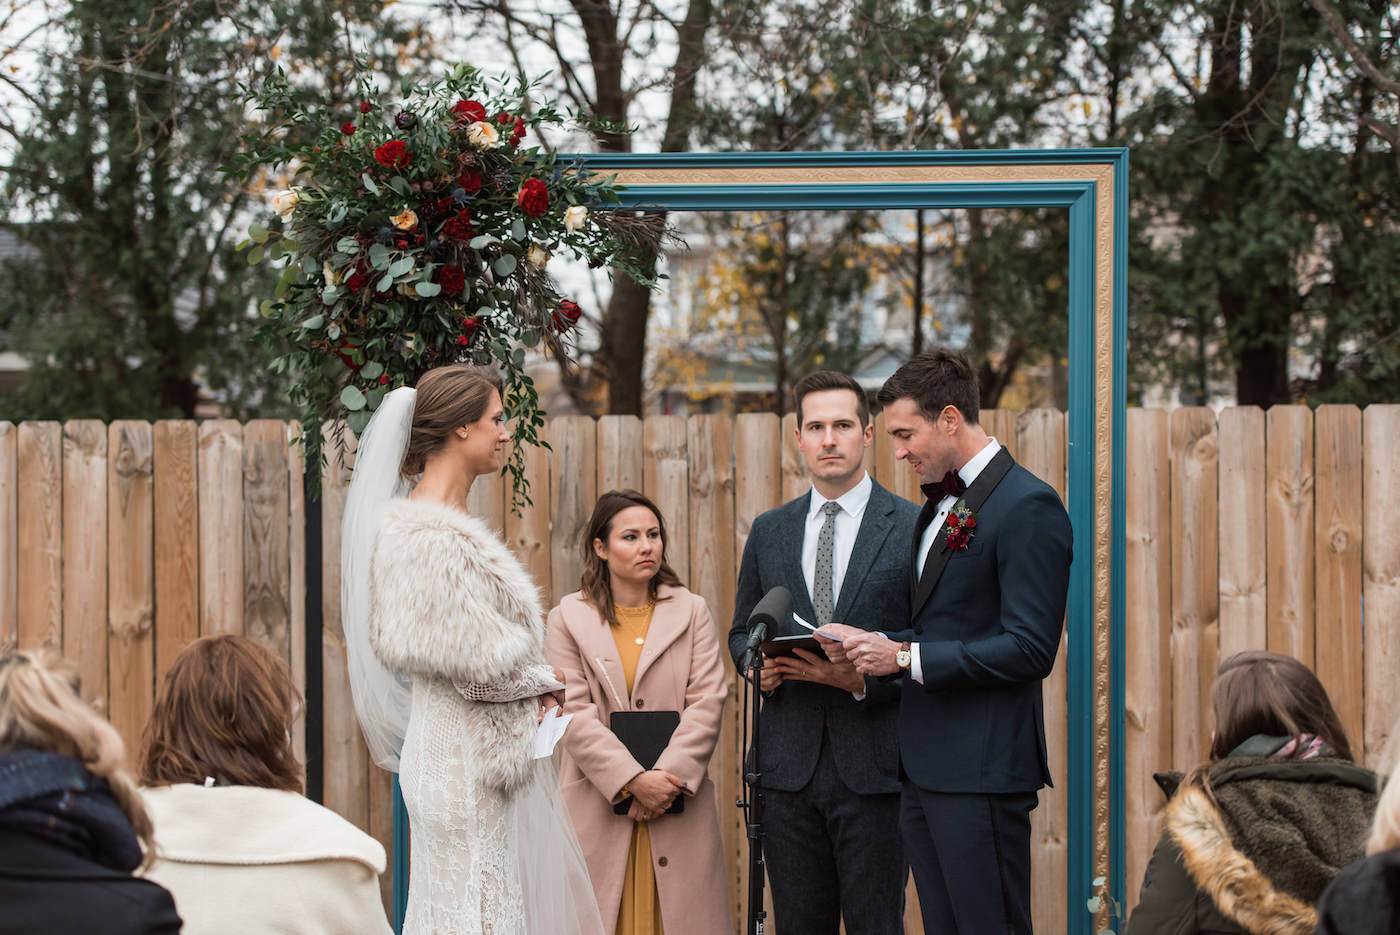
top-left (728, 479), bottom-right (918, 935)
top-left (887, 446), bottom-right (1072, 934)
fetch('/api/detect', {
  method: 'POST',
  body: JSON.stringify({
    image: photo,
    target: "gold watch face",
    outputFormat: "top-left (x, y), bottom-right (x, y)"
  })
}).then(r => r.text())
top-left (896, 650), bottom-right (911, 669)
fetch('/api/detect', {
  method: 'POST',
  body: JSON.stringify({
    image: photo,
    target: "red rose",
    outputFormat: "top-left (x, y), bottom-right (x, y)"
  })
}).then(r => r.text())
top-left (496, 112), bottom-right (513, 125)
top-left (964, 516), bottom-right (976, 528)
top-left (517, 178), bottom-right (549, 217)
top-left (455, 334), bottom-right (470, 347)
top-left (436, 265), bottom-right (466, 296)
top-left (341, 122), bottom-right (356, 135)
top-left (552, 299), bottom-right (582, 332)
top-left (374, 140), bottom-right (411, 169)
top-left (347, 270), bottom-right (370, 292)
top-left (457, 168), bottom-right (484, 194)
top-left (441, 210), bottom-right (474, 242)
top-left (451, 100), bottom-right (487, 124)
top-left (335, 341), bottom-right (361, 371)
top-left (378, 374), bottom-right (390, 385)
top-left (359, 101), bottom-right (372, 113)
top-left (461, 316), bottom-right (482, 341)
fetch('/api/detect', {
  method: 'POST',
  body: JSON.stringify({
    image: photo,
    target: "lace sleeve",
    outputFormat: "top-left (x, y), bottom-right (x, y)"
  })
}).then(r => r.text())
top-left (454, 663), bottom-right (562, 703)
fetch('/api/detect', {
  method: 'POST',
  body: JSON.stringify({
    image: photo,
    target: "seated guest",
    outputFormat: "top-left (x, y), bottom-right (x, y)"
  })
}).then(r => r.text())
top-left (138, 634), bottom-right (391, 935)
top-left (1315, 720), bottom-right (1400, 935)
top-left (1127, 651), bottom-right (1377, 935)
top-left (0, 650), bottom-right (181, 935)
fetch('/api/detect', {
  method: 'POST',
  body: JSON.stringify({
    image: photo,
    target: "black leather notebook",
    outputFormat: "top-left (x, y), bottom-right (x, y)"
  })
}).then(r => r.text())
top-left (759, 634), bottom-right (821, 658)
top-left (610, 710), bottom-right (684, 815)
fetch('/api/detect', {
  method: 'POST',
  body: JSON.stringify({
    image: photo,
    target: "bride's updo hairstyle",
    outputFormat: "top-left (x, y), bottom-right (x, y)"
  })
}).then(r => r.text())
top-left (401, 363), bottom-right (504, 477)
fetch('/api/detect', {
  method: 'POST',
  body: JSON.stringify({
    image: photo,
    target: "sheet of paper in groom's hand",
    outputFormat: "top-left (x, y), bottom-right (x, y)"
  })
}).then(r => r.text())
top-left (791, 612), bottom-right (845, 642)
top-left (533, 706), bottom-right (573, 759)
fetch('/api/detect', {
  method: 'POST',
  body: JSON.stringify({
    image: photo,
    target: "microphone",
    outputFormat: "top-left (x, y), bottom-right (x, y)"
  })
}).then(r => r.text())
top-left (740, 586), bottom-right (792, 671)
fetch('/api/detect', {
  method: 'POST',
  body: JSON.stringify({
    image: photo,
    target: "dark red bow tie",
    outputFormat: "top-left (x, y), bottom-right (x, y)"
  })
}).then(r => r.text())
top-left (921, 470), bottom-right (966, 502)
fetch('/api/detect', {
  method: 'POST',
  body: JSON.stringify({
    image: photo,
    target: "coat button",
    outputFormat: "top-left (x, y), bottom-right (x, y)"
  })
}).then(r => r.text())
top-left (657, 856), bottom-right (668, 867)
top-left (635, 699), bottom-right (644, 708)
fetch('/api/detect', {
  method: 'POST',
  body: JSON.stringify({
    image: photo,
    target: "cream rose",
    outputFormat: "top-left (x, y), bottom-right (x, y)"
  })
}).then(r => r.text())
top-left (272, 189), bottom-right (298, 219)
top-left (563, 204), bottom-right (588, 233)
top-left (391, 209), bottom-right (418, 230)
top-left (527, 243), bottom-right (549, 269)
top-left (323, 262), bottom-right (343, 287)
top-left (466, 121), bottom-right (500, 148)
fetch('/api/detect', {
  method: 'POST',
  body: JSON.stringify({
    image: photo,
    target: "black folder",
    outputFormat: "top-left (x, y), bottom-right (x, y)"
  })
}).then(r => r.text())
top-left (610, 710), bottom-right (684, 815)
top-left (759, 634), bottom-right (821, 658)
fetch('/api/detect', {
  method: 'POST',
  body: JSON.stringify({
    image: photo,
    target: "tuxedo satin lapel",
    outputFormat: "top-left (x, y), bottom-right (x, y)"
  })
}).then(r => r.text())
top-left (780, 496), bottom-right (817, 629)
top-left (833, 490), bottom-right (893, 623)
top-left (910, 499), bottom-right (939, 605)
top-left (632, 585), bottom-right (689, 689)
top-left (563, 599), bottom-right (630, 709)
top-left (912, 448), bottom-right (1017, 616)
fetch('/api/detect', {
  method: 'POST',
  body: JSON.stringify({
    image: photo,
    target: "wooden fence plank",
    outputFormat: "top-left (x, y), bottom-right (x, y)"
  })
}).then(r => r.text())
top-left (779, 412), bottom-right (805, 504)
top-left (287, 424), bottom-right (307, 766)
top-left (504, 434), bottom-right (549, 595)
top-left (643, 417), bottom-right (689, 582)
top-left (549, 416), bottom-right (597, 605)
top-left (1123, 409), bottom-right (1171, 913)
top-left (1018, 409), bottom-right (1067, 935)
top-left (1170, 408), bottom-right (1219, 770)
top-left (243, 421), bottom-right (291, 661)
top-left (872, 411), bottom-right (920, 504)
top-left (0, 424), bottom-right (15, 653)
top-left (198, 420), bottom-right (244, 636)
top-left (17, 422), bottom-right (62, 651)
top-left (732, 413), bottom-right (781, 930)
top-left (1266, 407), bottom-right (1315, 666)
top-left (1363, 406), bottom-right (1400, 768)
top-left (153, 421), bottom-right (200, 682)
top-left (1313, 405), bottom-right (1364, 762)
top-left (985, 409), bottom-right (1018, 460)
top-left (597, 415), bottom-right (644, 493)
top-left (687, 414), bottom-right (739, 927)
top-left (107, 421), bottom-right (154, 755)
top-left (320, 424), bottom-right (369, 829)
top-left (63, 420), bottom-right (108, 713)
top-left (466, 460), bottom-right (504, 537)
top-left (1217, 408), bottom-right (1267, 658)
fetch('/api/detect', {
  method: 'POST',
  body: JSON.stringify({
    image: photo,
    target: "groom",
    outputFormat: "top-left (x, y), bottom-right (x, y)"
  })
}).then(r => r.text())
top-left (820, 347), bottom-right (1072, 934)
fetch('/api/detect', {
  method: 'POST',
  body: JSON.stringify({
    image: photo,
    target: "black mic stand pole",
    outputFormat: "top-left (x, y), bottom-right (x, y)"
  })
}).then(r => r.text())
top-left (739, 648), bottom-right (768, 935)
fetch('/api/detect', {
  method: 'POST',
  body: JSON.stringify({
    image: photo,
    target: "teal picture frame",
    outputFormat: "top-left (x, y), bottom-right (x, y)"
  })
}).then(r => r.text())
top-left (391, 148), bottom-right (1130, 935)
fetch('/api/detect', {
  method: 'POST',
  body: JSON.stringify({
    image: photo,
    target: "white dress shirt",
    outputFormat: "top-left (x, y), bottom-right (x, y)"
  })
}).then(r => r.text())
top-left (910, 437), bottom-right (1001, 683)
top-left (801, 472), bottom-right (873, 612)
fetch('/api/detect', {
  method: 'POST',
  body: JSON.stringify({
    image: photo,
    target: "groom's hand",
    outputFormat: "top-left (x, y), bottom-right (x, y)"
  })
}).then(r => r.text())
top-left (814, 624), bottom-right (860, 664)
top-left (770, 647), bottom-right (863, 693)
top-left (845, 631), bottom-right (901, 676)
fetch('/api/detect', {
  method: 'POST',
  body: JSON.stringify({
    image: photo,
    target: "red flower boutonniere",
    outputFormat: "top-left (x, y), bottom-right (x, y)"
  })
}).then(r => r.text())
top-left (944, 501), bottom-right (978, 552)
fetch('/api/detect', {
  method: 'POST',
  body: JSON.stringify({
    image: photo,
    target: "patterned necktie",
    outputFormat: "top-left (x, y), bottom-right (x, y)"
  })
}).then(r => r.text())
top-left (814, 500), bottom-right (842, 625)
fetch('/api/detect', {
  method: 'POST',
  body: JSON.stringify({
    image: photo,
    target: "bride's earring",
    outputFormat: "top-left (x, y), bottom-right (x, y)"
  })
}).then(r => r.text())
top-left (457, 430), bottom-right (468, 439)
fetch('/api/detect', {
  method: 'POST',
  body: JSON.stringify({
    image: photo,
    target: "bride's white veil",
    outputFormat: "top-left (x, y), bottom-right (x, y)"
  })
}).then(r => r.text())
top-left (340, 386), bottom-right (416, 772)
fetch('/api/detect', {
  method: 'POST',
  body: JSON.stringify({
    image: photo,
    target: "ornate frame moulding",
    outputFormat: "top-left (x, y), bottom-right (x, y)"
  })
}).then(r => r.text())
top-left (392, 148), bottom-right (1131, 935)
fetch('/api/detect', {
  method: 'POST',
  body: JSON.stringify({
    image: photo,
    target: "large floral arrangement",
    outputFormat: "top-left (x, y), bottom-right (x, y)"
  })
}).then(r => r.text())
top-left (231, 64), bottom-right (659, 501)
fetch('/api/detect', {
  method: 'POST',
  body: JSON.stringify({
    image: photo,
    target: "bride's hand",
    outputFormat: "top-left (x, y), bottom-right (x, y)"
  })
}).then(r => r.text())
top-left (537, 694), bottom-right (560, 722)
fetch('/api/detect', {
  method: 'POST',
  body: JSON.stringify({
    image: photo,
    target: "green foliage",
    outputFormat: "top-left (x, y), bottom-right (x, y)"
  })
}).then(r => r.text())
top-left (0, 0), bottom-right (424, 421)
top-left (233, 64), bottom-right (660, 504)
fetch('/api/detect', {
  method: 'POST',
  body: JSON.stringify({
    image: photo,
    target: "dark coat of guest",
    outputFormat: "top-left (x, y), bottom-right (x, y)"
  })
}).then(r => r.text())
top-left (1126, 737), bottom-right (1377, 935)
top-left (1314, 847), bottom-right (1400, 935)
top-left (0, 752), bottom-right (182, 935)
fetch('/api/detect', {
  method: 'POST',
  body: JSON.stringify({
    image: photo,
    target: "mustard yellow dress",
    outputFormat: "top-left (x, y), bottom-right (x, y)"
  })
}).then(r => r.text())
top-left (612, 601), bottom-right (665, 935)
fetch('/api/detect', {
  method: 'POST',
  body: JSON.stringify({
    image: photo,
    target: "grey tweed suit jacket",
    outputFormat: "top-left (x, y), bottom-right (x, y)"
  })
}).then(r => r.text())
top-left (727, 480), bottom-right (919, 794)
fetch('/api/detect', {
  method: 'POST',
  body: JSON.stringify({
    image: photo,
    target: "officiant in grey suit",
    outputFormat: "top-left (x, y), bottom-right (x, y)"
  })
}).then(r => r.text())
top-left (726, 371), bottom-right (919, 935)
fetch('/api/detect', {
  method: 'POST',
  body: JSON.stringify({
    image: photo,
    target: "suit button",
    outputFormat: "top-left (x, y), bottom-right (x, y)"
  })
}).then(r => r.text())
top-left (657, 857), bottom-right (668, 867)
top-left (635, 699), bottom-right (644, 708)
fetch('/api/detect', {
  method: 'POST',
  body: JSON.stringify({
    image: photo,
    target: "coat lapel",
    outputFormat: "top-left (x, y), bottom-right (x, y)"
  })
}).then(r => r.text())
top-left (632, 585), bottom-right (689, 689)
top-left (833, 483), bottom-right (894, 624)
top-left (561, 598), bottom-right (631, 710)
top-left (911, 447), bottom-right (1015, 615)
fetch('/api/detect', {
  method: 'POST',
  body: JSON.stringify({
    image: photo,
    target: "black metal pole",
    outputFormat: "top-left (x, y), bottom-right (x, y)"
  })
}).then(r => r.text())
top-left (304, 466), bottom-right (324, 804)
top-left (741, 653), bottom-right (767, 935)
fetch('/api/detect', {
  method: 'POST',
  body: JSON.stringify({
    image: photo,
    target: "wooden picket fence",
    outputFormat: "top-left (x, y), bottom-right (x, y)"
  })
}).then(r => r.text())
top-left (1, 405), bottom-right (1397, 934)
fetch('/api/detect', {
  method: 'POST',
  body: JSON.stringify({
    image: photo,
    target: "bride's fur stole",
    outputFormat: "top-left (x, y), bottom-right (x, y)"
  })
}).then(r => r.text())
top-left (369, 497), bottom-right (546, 794)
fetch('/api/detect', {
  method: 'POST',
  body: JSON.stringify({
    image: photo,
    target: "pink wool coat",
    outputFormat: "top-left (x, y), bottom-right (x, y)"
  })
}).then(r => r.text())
top-left (546, 586), bottom-right (734, 935)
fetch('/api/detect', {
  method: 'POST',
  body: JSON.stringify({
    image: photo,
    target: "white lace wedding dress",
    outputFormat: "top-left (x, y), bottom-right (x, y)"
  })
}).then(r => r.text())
top-left (367, 498), bottom-right (603, 935)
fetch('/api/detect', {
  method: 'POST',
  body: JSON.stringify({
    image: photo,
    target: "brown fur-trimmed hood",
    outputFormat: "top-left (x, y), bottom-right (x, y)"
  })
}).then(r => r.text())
top-left (1165, 756), bottom-right (1377, 935)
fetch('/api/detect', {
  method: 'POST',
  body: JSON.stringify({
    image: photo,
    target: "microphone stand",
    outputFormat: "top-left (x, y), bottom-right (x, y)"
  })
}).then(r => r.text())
top-left (738, 647), bottom-right (767, 935)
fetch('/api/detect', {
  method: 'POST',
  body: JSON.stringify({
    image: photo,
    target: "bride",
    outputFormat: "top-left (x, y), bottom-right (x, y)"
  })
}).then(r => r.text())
top-left (341, 363), bottom-right (603, 935)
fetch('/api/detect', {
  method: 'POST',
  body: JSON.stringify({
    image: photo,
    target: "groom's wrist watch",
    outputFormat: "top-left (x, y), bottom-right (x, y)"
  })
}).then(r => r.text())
top-left (895, 641), bottom-right (912, 670)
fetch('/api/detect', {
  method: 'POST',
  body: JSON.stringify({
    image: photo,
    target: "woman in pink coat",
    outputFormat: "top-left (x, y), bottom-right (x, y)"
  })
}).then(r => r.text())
top-left (546, 489), bottom-right (733, 935)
